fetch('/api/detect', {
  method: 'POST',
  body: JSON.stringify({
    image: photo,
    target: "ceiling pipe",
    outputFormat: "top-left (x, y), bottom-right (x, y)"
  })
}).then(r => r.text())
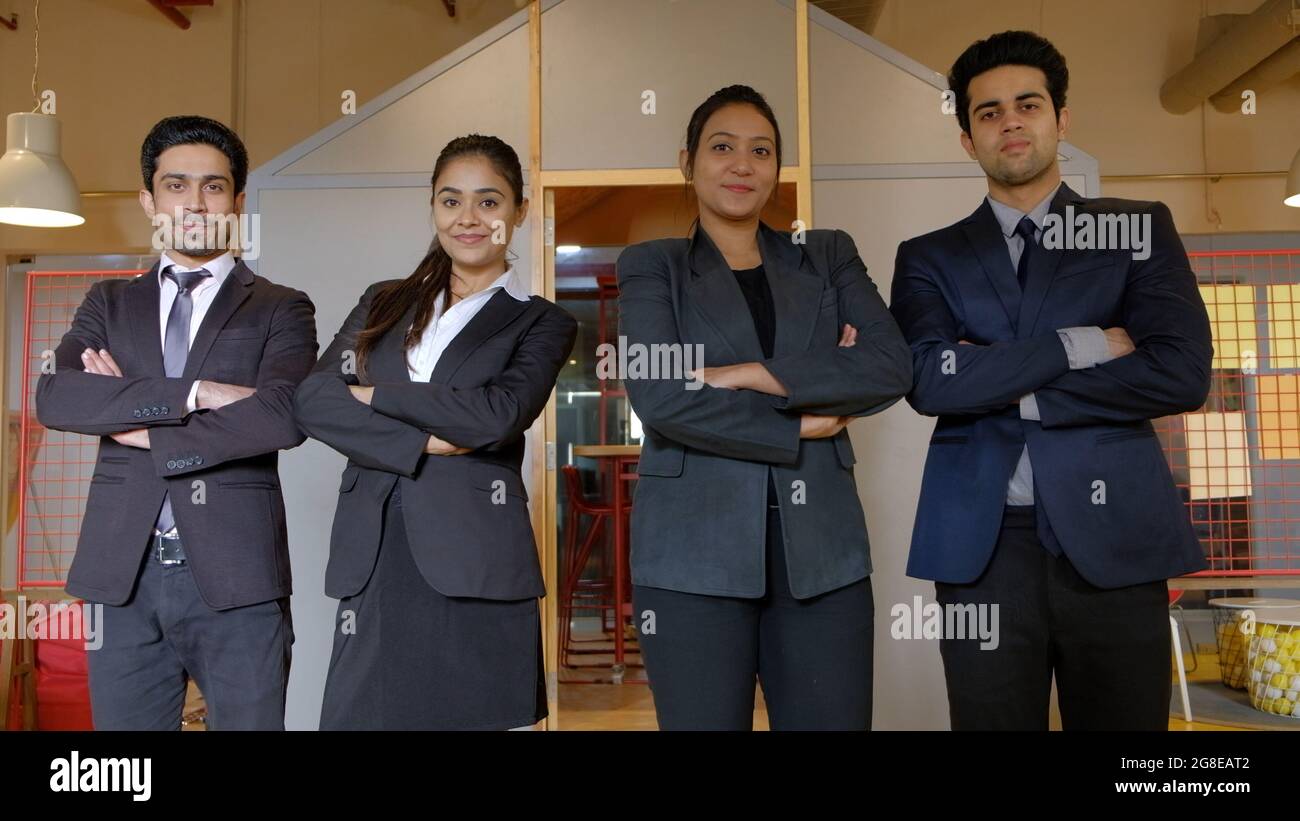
top-left (1209, 37), bottom-right (1300, 111)
top-left (1160, 0), bottom-right (1299, 114)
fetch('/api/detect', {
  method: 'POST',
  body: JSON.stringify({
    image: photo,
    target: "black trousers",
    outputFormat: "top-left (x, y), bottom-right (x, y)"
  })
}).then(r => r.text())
top-left (935, 506), bottom-right (1171, 731)
top-left (87, 551), bottom-right (293, 730)
top-left (632, 506), bottom-right (874, 730)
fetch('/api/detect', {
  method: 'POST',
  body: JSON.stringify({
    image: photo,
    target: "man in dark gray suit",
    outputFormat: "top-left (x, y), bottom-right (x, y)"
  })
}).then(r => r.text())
top-left (35, 116), bottom-right (317, 730)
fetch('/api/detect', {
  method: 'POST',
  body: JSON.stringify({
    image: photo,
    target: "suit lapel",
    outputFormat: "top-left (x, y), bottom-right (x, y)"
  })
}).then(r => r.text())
top-left (684, 227), bottom-right (765, 363)
top-left (961, 200), bottom-right (1022, 331)
top-left (127, 262), bottom-right (166, 376)
top-left (429, 289), bottom-right (531, 384)
top-left (181, 260), bottom-right (255, 381)
top-left (1018, 183), bottom-right (1084, 336)
top-left (757, 222), bottom-right (822, 358)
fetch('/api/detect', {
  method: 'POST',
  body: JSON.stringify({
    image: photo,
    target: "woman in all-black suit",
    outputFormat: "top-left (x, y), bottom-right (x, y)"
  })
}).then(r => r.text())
top-left (617, 86), bottom-right (912, 730)
top-left (294, 134), bottom-right (576, 730)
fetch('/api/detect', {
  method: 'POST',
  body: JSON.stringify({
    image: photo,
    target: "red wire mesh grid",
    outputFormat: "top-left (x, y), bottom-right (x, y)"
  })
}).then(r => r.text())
top-left (17, 271), bottom-right (143, 588)
top-left (1160, 250), bottom-right (1300, 577)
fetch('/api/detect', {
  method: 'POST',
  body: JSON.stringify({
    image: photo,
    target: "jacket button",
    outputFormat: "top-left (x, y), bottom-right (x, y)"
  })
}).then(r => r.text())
top-left (161, 406), bottom-right (170, 414)
top-left (152, 406), bottom-right (161, 414)
top-left (133, 409), bottom-right (142, 418)
top-left (194, 457), bottom-right (203, 466)
top-left (166, 460), bottom-right (176, 469)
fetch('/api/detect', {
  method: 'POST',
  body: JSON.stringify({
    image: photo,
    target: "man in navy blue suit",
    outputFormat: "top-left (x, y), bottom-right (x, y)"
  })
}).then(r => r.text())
top-left (890, 31), bottom-right (1212, 730)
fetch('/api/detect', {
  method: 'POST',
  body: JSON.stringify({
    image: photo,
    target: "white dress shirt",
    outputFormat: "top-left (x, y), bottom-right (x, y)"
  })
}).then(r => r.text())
top-left (157, 250), bottom-right (237, 413)
top-left (406, 265), bottom-right (531, 381)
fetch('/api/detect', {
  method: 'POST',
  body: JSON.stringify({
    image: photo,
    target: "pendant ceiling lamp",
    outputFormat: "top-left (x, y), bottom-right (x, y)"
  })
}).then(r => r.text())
top-left (0, 0), bottom-right (83, 228)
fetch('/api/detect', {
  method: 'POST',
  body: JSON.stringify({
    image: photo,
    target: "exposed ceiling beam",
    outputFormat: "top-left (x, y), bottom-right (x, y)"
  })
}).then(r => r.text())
top-left (147, 0), bottom-right (215, 30)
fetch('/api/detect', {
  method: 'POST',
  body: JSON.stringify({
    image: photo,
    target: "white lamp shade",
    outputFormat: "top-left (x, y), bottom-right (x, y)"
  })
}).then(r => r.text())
top-left (0, 112), bottom-right (84, 227)
top-left (1286, 147), bottom-right (1300, 208)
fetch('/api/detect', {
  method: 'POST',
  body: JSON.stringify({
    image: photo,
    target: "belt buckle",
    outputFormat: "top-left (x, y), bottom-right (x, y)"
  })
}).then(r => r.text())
top-left (154, 531), bottom-right (186, 565)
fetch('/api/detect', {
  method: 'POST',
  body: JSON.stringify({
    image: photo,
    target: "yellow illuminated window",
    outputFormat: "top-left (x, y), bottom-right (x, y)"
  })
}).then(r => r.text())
top-left (1266, 284), bottom-right (1300, 370)
top-left (1256, 374), bottom-right (1300, 460)
top-left (1199, 284), bottom-right (1257, 371)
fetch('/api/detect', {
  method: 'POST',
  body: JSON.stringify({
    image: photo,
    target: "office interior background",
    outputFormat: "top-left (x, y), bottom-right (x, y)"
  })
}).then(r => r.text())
top-left (2, 0), bottom-right (1299, 731)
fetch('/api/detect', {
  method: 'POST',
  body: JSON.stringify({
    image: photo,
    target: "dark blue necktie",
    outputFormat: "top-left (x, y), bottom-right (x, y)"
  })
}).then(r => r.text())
top-left (1015, 215), bottom-right (1037, 292)
top-left (153, 266), bottom-right (211, 535)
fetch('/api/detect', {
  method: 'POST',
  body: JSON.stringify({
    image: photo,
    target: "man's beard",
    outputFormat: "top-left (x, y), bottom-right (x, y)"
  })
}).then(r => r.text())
top-left (985, 144), bottom-right (1054, 187)
top-left (177, 215), bottom-right (234, 256)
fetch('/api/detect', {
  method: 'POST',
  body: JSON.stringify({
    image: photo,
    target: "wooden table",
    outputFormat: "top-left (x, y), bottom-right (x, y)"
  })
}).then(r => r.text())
top-left (572, 444), bottom-right (641, 682)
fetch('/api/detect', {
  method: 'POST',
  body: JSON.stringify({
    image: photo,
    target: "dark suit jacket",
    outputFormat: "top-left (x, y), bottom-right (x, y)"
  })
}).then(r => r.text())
top-left (293, 280), bottom-right (577, 601)
top-left (616, 222), bottom-right (912, 599)
top-left (34, 261), bottom-right (318, 610)
top-left (890, 183), bottom-right (1212, 589)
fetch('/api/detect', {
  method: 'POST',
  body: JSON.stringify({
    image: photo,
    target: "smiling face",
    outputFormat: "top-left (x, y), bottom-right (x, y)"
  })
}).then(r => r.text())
top-left (681, 103), bottom-right (779, 223)
top-left (139, 143), bottom-right (243, 263)
top-left (432, 154), bottom-right (528, 276)
top-left (959, 64), bottom-right (1068, 190)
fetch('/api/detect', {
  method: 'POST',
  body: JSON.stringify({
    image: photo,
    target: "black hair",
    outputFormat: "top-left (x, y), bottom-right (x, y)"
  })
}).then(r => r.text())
top-left (140, 115), bottom-right (249, 194)
top-left (947, 30), bottom-right (1068, 135)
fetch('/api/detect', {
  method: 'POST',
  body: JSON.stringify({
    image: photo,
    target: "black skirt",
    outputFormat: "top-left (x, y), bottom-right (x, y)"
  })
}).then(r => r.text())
top-left (319, 483), bottom-right (548, 730)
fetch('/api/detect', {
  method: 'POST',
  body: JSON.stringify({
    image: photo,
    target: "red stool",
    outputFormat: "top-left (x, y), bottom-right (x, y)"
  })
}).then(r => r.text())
top-left (559, 465), bottom-right (632, 668)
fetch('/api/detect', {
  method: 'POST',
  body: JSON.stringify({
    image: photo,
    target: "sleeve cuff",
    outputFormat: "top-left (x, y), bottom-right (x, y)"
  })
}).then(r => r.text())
top-left (1019, 393), bottom-right (1041, 420)
top-left (1056, 326), bottom-right (1110, 369)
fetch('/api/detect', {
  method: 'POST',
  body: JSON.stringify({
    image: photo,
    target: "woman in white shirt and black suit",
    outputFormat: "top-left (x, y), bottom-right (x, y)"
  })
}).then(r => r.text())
top-left (293, 134), bottom-right (577, 730)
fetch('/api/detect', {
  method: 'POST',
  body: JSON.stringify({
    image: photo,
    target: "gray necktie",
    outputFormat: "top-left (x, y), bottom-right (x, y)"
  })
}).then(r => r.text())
top-left (153, 266), bottom-right (211, 535)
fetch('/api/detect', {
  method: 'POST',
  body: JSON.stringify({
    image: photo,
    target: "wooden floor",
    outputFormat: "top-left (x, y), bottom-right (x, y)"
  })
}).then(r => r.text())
top-left (172, 635), bottom-right (1250, 730)
top-left (555, 639), bottom-right (1247, 731)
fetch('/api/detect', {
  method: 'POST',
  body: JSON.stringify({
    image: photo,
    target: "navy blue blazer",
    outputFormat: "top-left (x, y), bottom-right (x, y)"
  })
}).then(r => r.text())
top-left (890, 183), bottom-right (1212, 589)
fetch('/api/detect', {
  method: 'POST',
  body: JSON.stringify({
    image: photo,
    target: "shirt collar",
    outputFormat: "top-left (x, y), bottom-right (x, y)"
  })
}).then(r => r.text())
top-left (496, 265), bottom-right (531, 302)
top-left (158, 250), bottom-right (237, 287)
top-left (986, 181), bottom-right (1062, 238)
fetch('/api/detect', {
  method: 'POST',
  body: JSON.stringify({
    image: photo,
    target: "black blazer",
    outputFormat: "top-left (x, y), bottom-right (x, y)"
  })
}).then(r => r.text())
top-left (293, 279), bottom-right (577, 601)
top-left (34, 261), bottom-right (318, 610)
top-left (616, 223), bottom-right (912, 599)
